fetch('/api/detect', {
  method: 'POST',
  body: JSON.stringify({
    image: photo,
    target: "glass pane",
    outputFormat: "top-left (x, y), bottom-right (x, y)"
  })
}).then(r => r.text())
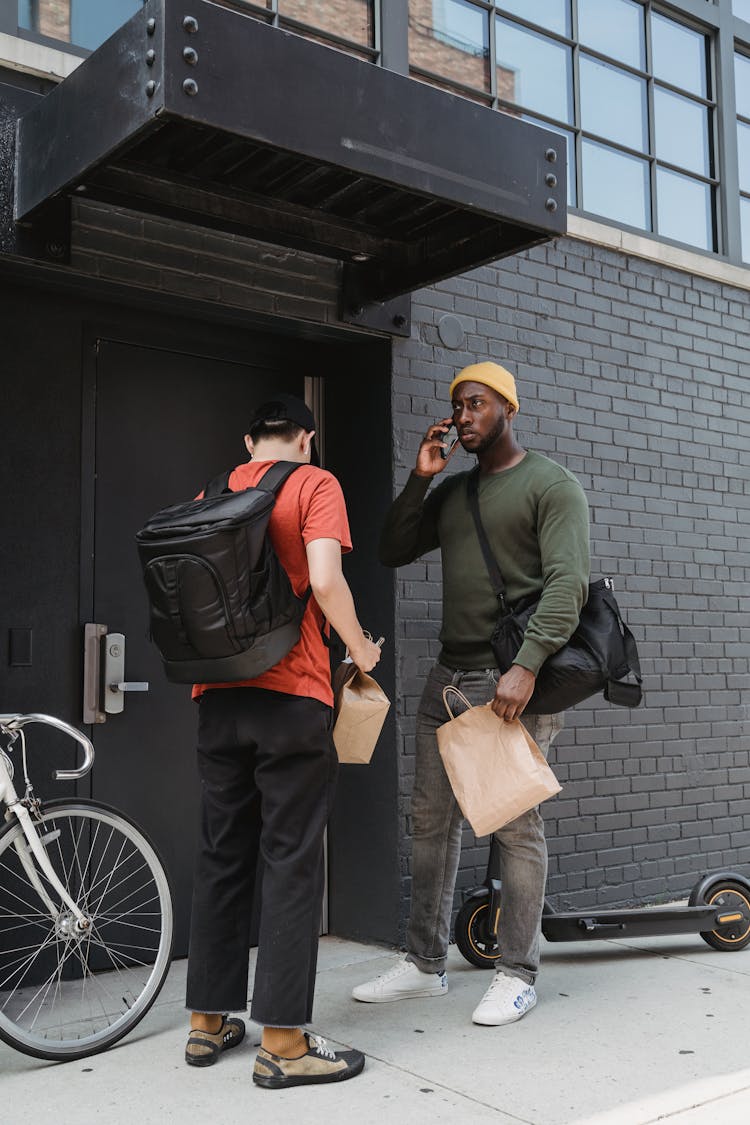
top-left (654, 89), bottom-right (710, 177)
top-left (582, 139), bottom-right (650, 230)
top-left (578, 0), bottom-right (645, 70)
top-left (280, 0), bottom-right (373, 47)
top-left (580, 56), bottom-right (647, 152)
top-left (741, 197), bottom-right (750, 263)
top-left (496, 0), bottom-right (570, 38)
top-left (19, 0), bottom-right (143, 50)
top-left (656, 169), bottom-right (713, 251)
top-left (733, 1), bottom-right (750, 23)
top-left (651, 13), bottom-right (707, 99)
top-left (736, 53), bottom-right (750, 119)
top-left (409, 0), bottom-right (490, 92)
top-left (71, 0), bottom-right (142, 51)
top-left (522, 116), bottom-right (576, 204)
top-left (496, 18), bottom-right (573, 122)
top-left (738, 122), bottom-right (750, 192)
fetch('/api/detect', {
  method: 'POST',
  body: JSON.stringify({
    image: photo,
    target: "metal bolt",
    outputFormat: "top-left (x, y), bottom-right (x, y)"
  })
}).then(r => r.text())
top-left (545, 172), bottom-right (557, 188)
top-left (393, 314), bottom-right (407, 329)
top-left (146, 80), bottom-right (157, 96)
top-left (146, 49), bottom-right (156, 66)
top-left (146, 17), bottom-right (156, 35)
top-left (45, 241), bottom-right (65, 259)
top-left (545, 147), bottom-right (558, 163)
top-left (545, 198), bottom-right (558, 212)
top-left (183, 15), bottom-right (199, 33)
top-left (183, 46), bottom-right (198, 65)
top-left (350, 305), bottom-right (364, 318)
top-left (109, 644), bottom-right (121, 658)
top-left (183, 78), bottom-right (199, 96)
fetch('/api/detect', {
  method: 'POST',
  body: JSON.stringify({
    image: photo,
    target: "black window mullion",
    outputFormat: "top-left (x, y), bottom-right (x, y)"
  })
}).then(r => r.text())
top-left (489, 3), bottom-right (498, 107)
top-left (0, 0), bottom-right (16, 36)
top-left (378, 0), bottom-right (408, 72)
top-left (571, 0), bottom-right (582, 209)
top-left (646, 3), bottom-right (658, 235)
top-left (715, 5), bottom-right (743, 262)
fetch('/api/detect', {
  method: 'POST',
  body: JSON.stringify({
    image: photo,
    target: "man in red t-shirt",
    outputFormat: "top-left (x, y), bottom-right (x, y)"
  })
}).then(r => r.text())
top-left (184, 394), bottom-right (381, 1089)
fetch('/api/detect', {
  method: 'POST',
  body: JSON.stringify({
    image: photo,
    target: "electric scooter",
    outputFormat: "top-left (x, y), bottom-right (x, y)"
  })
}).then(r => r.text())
top-left (454, 835), bottom-right (750, 968)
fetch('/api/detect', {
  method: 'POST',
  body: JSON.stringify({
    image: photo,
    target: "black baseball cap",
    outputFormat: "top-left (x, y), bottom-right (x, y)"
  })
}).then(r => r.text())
top-left (248, 393), bottom-right (320, 465)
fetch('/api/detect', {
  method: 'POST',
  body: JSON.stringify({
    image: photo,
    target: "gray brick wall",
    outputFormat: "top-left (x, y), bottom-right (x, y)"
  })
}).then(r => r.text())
top-left (71, 199), bottom-right (343, 326)
top-left (390, 236), bottom-right (750, 936)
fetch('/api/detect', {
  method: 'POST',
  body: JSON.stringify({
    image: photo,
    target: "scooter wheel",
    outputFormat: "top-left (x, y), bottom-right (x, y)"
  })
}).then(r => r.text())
top-left (454, 895), bottom-right (499, 969)
top-left (690, 880), bottom-right (750, 952)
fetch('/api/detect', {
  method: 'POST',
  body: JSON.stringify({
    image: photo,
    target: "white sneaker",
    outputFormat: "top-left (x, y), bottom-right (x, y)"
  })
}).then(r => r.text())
top-left (352, 959), bottom-right (448, 1003)
top-left (472, 972), bottom-right (537, 1026)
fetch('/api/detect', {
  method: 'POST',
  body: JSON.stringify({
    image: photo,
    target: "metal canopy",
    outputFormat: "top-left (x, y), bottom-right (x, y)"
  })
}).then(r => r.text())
top-left (14, 0), bottom-right (566, 327)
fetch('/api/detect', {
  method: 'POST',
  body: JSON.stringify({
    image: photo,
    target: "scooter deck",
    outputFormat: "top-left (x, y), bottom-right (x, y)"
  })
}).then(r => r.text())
top-left (541, 903), bottom-right (717, 942)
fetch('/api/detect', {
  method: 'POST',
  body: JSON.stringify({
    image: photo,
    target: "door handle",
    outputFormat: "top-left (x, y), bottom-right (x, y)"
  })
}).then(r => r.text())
top-left (104, 634), bottom-right (149, 715)
top-left (82, 627), bottom-right (150, 722)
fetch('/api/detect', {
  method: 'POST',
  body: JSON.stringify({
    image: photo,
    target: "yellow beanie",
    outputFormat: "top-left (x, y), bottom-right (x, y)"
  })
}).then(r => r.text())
top-left (448, 362), bottom-right (519, 413)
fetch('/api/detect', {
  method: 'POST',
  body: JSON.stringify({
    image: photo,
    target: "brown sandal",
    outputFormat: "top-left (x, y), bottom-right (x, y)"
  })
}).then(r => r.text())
top-left (185, 1015), bottom-right (246, 1067)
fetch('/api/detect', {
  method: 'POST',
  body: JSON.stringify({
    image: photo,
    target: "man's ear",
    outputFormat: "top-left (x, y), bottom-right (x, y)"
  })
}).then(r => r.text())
top-left (301, 430), bottom-right (316, 459)
top-left (244, 434), bottom-right (254, 456)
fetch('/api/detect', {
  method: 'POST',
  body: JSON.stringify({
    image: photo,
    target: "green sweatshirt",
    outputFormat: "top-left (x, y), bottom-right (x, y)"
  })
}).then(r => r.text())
top-left (380, 451), bottom-right (590, 673)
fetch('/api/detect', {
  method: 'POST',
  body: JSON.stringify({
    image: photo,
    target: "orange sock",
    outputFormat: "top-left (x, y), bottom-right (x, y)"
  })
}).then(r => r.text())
top-left (190, 1012), bottom-right (223, 1034)
top-left (262, 1027), bottom-right (307, 1058)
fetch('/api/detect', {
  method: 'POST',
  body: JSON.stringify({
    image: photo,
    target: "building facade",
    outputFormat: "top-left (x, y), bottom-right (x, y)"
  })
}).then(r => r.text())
top-left (1, 0), bottom-right (749, 954)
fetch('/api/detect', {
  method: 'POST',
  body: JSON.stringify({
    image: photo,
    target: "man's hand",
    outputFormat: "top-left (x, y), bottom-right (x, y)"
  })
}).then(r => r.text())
top-left (491, 665), bottom-right (536, 722)
top-left (348, 635), bottom-right (383, 674)
top-left (414, 417), bottom-right (459, 478)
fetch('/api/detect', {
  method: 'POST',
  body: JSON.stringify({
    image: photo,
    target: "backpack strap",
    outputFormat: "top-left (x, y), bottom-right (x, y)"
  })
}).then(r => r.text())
top-left (203, 469), bottom-right (232, 498)
top-left (257, 460), bottom-right (303, 494)
top-left (202, 461), bottom-right (300, 499)
top-left (466, 467), bottom-right (510, 615)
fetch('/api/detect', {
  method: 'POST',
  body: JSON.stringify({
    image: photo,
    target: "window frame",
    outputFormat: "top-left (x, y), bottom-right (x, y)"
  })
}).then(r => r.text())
top-left (398, 0), bottom-right (750, 266)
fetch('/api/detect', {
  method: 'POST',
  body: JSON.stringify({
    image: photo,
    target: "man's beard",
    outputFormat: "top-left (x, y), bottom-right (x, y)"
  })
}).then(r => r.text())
top-left (471, 414), bottom-right (507, 455)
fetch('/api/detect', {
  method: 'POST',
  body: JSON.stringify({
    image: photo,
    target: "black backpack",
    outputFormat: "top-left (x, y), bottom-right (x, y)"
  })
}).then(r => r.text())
top-left (135, 461), bottom-right (307, 684)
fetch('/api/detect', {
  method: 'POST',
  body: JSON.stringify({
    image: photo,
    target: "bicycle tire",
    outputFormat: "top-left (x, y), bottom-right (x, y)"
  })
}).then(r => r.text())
top-left (0, 798), bottom-right (174, 1061)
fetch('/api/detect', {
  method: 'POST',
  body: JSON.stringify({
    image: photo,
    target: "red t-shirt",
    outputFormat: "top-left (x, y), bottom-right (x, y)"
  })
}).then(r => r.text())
top-left (192, 460), bottom-right (352, 707)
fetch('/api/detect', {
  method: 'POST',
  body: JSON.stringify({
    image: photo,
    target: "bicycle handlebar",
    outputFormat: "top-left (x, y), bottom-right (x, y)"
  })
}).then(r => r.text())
top-left (0, 713), bottom-right (95, 781)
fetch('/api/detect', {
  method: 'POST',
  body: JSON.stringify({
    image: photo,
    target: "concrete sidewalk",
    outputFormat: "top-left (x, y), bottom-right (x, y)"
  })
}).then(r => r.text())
top-left (3, 932), bottom-right (750, 1125)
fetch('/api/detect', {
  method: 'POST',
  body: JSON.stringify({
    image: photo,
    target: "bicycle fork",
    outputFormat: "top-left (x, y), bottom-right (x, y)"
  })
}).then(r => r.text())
top-left (1, 716), bottom-right (95, 930)
top-left (8, 803), bottom-right (90, 929)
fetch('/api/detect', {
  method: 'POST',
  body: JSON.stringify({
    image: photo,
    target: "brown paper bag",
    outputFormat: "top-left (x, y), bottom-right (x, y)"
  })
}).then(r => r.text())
top-left (332, 660), bottom-right (390, 764)
top-left (436, 686), bottom-right (561, 836)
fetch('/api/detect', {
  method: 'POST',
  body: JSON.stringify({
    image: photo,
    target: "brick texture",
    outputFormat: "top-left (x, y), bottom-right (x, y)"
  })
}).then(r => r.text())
top-left (390, 237), bottom-right (750, 938)
top-left (70, 199), bottom-right (343, 327)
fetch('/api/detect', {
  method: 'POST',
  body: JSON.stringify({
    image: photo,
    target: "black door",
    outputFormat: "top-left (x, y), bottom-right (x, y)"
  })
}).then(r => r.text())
top-left (87, 337), bottom-right (305, 954)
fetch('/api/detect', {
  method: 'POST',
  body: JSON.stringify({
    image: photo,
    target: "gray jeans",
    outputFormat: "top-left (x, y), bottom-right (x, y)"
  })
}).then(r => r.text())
top-left (406, 662), bottom-right (562, 986)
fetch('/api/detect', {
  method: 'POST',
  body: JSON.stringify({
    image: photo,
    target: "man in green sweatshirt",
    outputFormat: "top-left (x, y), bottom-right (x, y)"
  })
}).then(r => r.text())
top-left (352, 361), bottom-right (590, 1025)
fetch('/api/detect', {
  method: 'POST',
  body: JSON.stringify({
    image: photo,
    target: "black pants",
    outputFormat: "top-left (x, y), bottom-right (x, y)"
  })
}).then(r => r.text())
top-left (185, 686), bottom-right (338, 1027)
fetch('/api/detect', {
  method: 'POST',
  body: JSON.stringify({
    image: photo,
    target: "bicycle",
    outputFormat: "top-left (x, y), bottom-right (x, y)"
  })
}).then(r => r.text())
top-left (0, 713), bottom-right (174, 1061)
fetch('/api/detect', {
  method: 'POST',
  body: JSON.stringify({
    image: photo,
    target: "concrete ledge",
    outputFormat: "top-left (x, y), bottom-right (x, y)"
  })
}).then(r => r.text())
top-left (0, 32), bottom-right (81, 82)
top-left (568, 212), bottom-right (750, 292)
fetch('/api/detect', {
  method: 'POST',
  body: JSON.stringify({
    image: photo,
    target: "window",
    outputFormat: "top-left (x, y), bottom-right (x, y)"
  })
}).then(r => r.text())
top-left (17, 1), bottom-right (376, 56)
top-left (276, 1), bottom-right (374, 51)
top-left (736, 51), bottom-right (750, 260)
top-left (408, 1), bottom-right (717, 253)
top-left (18, 1), bottom-right (143, 52)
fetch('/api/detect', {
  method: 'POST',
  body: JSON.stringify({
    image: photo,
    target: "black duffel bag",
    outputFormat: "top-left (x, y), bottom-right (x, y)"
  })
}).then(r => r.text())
top-left (467, 470), bottom-right (643, 715)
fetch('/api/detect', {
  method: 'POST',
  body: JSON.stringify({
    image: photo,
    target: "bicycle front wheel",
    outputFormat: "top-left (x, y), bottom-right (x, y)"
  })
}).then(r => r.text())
top-left (0, 799), bottom-right (173, 1061)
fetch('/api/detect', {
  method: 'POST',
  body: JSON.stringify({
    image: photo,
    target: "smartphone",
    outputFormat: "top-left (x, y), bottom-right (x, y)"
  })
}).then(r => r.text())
top-left (440, 424), bottom-right (460, 460)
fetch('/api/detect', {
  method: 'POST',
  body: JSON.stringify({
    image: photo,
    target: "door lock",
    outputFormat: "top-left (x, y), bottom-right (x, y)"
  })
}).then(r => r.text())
top-left (83, 626), bottom-right (150, 723)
